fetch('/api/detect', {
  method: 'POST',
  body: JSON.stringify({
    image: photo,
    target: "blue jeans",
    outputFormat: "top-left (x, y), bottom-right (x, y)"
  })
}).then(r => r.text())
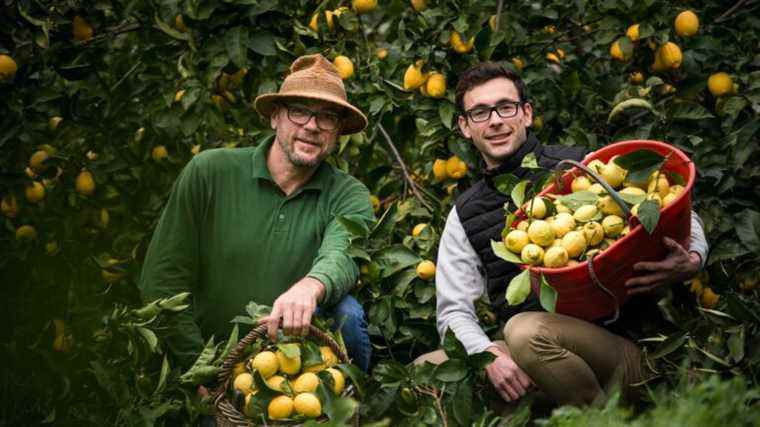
top-left (315, 294), bottom-right (371, 372)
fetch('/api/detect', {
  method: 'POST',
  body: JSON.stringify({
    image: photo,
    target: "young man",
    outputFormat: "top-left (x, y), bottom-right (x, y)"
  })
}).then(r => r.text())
top-left (138, 54), bottom-right (373, 374)
top-left (417, 62), bottom-right (709, 406)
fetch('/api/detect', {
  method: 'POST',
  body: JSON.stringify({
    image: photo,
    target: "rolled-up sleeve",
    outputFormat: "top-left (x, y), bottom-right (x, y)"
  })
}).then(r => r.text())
top-left (688, 210), bottom-right (709, 268)
top-left (436, 208), bottom-right (494, 355)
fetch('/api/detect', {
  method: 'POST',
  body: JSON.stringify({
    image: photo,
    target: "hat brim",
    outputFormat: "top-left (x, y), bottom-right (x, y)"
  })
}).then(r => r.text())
top-left (254, 93), bottom-right (368, 135)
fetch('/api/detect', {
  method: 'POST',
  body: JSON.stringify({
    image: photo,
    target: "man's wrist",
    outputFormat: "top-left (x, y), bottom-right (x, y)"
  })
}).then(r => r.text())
top-left (301, 276), bottom-right (326, 302)
top-left (688, 251), bottom-right (703, 268)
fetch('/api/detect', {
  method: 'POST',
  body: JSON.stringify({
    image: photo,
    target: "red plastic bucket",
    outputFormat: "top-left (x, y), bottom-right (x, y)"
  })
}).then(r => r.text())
top-left (526, 140), bottom-right (696, 322)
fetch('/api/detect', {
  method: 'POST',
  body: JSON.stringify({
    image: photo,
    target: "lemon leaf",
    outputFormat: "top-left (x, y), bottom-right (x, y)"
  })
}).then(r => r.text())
top-left (506, 269), bottom-right (531, 306)
top-left (637, 199), bottom-right (661, 234)
top-left (539, 274), bottom-right (557, 313)
top-left (607, 98), bottom-right (654, 122)
top-left (491, 240), bottom-right (522, 264)
top-left (511, 180), bottom-right (529, 208)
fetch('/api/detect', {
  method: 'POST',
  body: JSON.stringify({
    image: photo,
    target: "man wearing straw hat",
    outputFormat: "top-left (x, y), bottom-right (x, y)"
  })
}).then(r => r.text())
top-left (415, 62), bottom-right (709, 408)
top-left (138, 54), bottom-right (374, 380)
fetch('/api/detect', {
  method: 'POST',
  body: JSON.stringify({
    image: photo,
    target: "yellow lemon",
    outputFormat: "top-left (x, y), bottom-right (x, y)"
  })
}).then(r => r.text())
top-left (449, 31), bottom-right (474, 54)
top-left (151, 145), bottom-right (168, 161)
top-left (426, 72), bottom-right (447, 98)
top-left (410, 0), bottom-right (427, 12)
top-left (610, 40), bottom-right (627, 61)
top-left (573, 204), bottom-right (598, 223)
top-left (268, 395), bottom-right (294, 420)
top-left (550, 212), bottom-right (576, 238)
top-left (520, 244), bottom-right (544, 266)
top-left (674, 10), bottom-right (699, 37)
top-left (0, 54), bottom-right (18, 80)
top-left (309, 11), bottom-right (333, 32)
top-left (629, 71), bottom-right (644, 84)
top-left (648, 173), bottom-right (670, 198)
top-left (72, 16), bottom-right (94, 42)
top-left (587, 159), bottom-right (605, 174)
top-left (266, 375), bottom-right (287, 391)
top-left (26, 181), bottom-right (46, 203)
top-left (75, 170), bottom-right (95, 196)
top-left (445, 156), bottom-right (467, 179)
top-left (598, 195), bottom-right (624, 217)
top-left (543, 246), bottom-right (569, 268)
top-left (556, 48), bottom-right (566, 59)
top-left (49, 116), bottom-right (63, 130)
top-left (523, 197), bottom-right (547, 219)
top-left (376, 48), bottom-right (388, 60)
top-left (251, 351), bottom-right (279, 378)
top-left (416, 260), bottom-right (436, 280)
top-left (554, 202), bottom-right (571, 214)
top-left (516, 220), bottom-right (529, 232)
top-left (662, 192), bottom-right (678, 206)
top-left (352, 0), bottom-right (377, 14)
top-left (708, 72), bottom-right (733, 97)
top-left (546, 52), bottom-right (561, 64)
top-left (233, 373), bottom-right (254, 394)
top-left (626, 24), bottom-right (640, 42)
top-left (583, 221), bottom-right (605, 246)
top-left (403, 62), bottom-right (426, 91)
top-left (319, 346), bottom-right (338, 367)
top-left (276, 349), bottom-right (302, 375)
top-left (432, 159), bottom-right (448, 182)
top-left (527, 220), bottom-right (555, 247)
top-left (600, 161), bottom-right (627, 188)
top-left (232, 362), bottom-right (247, 378)
top-left (174, 89), bottom-right (186, 103)
top-left (29, 150), bottom-right (50, 173)
top-left (659, 42), bottom-right (683, 69)
top-left (325, 367), bottom-right (345, 394)
top-left (412, 223), bottom-right (428, 237)
top-left (16, 224), bottom-right (38, 241)
top-left (293, 392), bottom-right (322, 418)
top-left (561, 231), bottom-right (587, 258)
top-left (669, 184), bottom-right (685, 196)
top-left (369, 194), bottom-right (380, 212)
top-left (511, 57), bottom-right (525, 72)
top-left (602, 215), bottom-right (625, 238)
top-left (1, 194), bottom-right (18, 218)
top-left (700, 287), bottom-right (719, 308)
top-left (587, 183), bottom-right (605, 194)
top-left (292, 372), bottom-right (320, 393)
top-left (504, 229), bottom-right (530, 253)
top-left (571, 175), bottom-right (592, 192)
top-left (191, 144), bottom-right (201, 155)
top-left (333, 56), bottom-right (354, 80)
top-left (620, 186), bottom-right (647, 198)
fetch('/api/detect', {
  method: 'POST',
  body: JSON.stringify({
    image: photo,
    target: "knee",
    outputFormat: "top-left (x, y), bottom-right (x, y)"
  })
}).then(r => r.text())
top-left (503, 312), bottom-right (547, 351)
top-left (331, 295), bottom-right (366, 329)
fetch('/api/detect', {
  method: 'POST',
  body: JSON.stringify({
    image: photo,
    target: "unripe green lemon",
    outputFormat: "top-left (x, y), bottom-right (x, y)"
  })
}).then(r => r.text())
top-left (504, 229), bottom-right (530, 253)
top-left (550, 212), bottom-right (576, 238)
top-left (561, 231), bottom-right (587, 258)
top-left (573, 204), bottom-right (598, 223)
top-left (571, 176), bottom-right (592, 193)
top-left (520, 244), bottom-right (545, 266)
top-left (543, 246), bottom-right (569, 268)
top-left (583, 221), bottom-right (605, 246)
top-left (602, 215), bottom-right (625, 238)
top-left (598, 195), bottom-right (624, 217)
top-left (527, 220), bottom-right (555, 247)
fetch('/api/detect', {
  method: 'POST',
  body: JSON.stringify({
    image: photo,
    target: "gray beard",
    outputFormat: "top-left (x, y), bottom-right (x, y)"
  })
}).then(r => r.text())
top-left (278, 137), bottom-right (332, 168)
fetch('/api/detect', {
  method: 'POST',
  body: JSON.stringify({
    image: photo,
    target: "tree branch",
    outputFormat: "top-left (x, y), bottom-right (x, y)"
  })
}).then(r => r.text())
top-left (376, 124), bottom-right (433, 212)
top-left (715, 0), bottom-right (753, 23)
top-left (415, 385), bottom-right (447, 427)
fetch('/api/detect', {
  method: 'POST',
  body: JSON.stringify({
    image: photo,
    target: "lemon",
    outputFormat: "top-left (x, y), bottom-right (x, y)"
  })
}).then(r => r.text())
top-left (320, 346), bottom-right (338, 367)
top-left (432, 159), bottom-right (448, 182)
top-left (333, 56), bottom-right (354, 80)
top-left (511, 57), bottom-right (525, 72)
top-left (626, 24), bottom-right (640, 42)
top-left (191, 144), bottom-right (201, 155)
top-left (602, 215), bottom-right (625, 238)
top-left (573, 204), bottom-right (598, 223)
top-left (266, 375), bottom-right (287, 391)
top-left (412, 223), bottom-right (428, 237)
top-left (292, 372), bottom-right (320, 393)
top-left (674, 10), bottom-right (699, 37)
top-left (707, 72), bottom-right (733, 97)
top-left (75, 170), bottom-right (96, 196)
top-left (410, 0), bottom-right (427, 12)
top-left (449, 31), bottom-right (474, 54)
top-left (152, 145), bottom-right (168, 161)
top-left (583, 222), bottom-right (604, 246)
top-left (489, 15), bottom-right (498, 31)
top-left (175, 15), bottom-right (188, 32)
top-left (587, 183), bottom-right (605, 194)
top-left (550, 212), bottom-right (576, 238)
top-left (445, 156), bottom-right (467, 179)
top-left (26, 181), bottom-right (46, 203)
top-left (620, 186), bottom-right (647, 198)
top-left (556, 48), bottom-right (566, 59)
top-left (309, 10), bottom-right (334, 32)
top-left (700, 287), bottom-right (719, 308)
top-left (294, 392), bottom-right (322, 418)
top-left (72, 16), bottom-right (94, 42)
top-left (546, 52), bottom-right (561, 64)
top-left (562, 231), bottom-right (587, 258)
top-left (554, 202), bottom-right (571, 214)
top-left (0, 54), bottom-right (18, 81)
top-left (543, 246), bottom-right (569, 268)
top-left (16, 224), bottom-right (38, 241)
top-left (601, 161), bottom-right (626, 188)
top-left (426, 72), bottom-right (447, 98)
top-left (587, 159), bottom-right (605, 174)
top-left (522, 197), bottom-right (546, 219)
top-left (403, 62), bottom-right (426, 91)
top-left (520, 244), bottom-right (544, 266)
top-left (648, 173), bottom-right (670, 198)
top-left (352, 0), bottom-right (377, 14)
top-left (1, 194), bottom-right (18, 218)
top-left (629, 71), bottom-right (644, 84)
top-left (662, 192), bottom-right (678, 206)
top-left (325, 367), bottom-right (345, 394)
top-left (504, 229), bottom-right (530, 253)
top-left (276, 349), bottom-right (302, 375)
top-left (369, 194), bottom-right (380, 212)
top-left (49, 116), bottom-right (63, 130)
top-left (376, 48), bottom-right (388, 60)
top-left (598, 195), bottom-right (624, 217)
top-left (29, 150), bottom-right (50, 173)
top-left (268, 395), bottom-right (294, 420)
top-left (251, 351), bottom-right (279, 378)
top-left (571, 176), bottom-right (592, 192)
top-left (610, 40), bottom-right (627, 61)
top-left (232, 362), bottom-right (247, 378)
top-left (527, 220), bottom-right (555, 247)
top-left (416, 260), bottom-right (436, 280)
top-left (659, 42), bottom-right (682, 69)
top-left (234, 373), bottom-right (255, 394)
top-left (516, 220), bottom-right (529, 232)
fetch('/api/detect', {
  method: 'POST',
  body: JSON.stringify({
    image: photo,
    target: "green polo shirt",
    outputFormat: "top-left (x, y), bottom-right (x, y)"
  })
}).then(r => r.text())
top-left (138, 139), bottom-right (374, 366)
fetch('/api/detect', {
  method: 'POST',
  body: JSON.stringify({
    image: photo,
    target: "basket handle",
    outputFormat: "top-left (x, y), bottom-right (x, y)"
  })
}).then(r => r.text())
top-left (587, 254), bottom-right (620, 325)
top-left (554, 159), bottom-right (632, 222)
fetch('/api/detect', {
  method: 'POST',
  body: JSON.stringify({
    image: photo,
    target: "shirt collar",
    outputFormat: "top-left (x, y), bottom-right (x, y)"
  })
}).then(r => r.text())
top-left (251, 136), bottom-right (330, 193)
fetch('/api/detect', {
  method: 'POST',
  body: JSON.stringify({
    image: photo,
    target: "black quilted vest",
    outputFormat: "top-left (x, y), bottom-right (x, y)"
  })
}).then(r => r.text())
top-left (455, 134), bottom-right (586, 319)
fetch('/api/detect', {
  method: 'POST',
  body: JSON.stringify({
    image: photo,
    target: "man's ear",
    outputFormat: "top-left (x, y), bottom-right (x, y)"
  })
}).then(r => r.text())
top-left (522, 102), bottom-right (534, 128)
top-left (270, 105), bottom-right (280, 130)
top-left (457, 114), bottom-right (471, 139)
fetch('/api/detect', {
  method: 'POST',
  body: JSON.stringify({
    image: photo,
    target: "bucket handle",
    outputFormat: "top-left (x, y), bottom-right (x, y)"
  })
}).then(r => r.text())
top-left (587, 254), bottom-right (620, 325)
top-left (554, 159), bottom-right (633, 222)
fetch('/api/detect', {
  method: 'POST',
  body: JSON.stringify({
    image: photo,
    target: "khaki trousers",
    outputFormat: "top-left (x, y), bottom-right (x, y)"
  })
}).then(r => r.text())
top-left (414, 312), bottom-right (646, 406)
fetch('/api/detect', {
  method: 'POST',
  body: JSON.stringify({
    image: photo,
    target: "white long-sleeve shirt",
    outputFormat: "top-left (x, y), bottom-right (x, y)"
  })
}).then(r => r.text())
top-left (435, 207), bottom-right (709, 355)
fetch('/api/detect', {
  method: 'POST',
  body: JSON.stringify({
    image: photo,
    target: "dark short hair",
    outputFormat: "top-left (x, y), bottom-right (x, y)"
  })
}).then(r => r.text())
top-left (455, 62), bottom-right (529, 112)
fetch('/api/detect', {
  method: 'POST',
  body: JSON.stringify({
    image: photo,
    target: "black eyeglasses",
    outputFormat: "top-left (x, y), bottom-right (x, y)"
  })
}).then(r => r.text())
top-left (285, 104), bottom-right (342, 131)
top-left (464, 101), bottom-right (524, 123)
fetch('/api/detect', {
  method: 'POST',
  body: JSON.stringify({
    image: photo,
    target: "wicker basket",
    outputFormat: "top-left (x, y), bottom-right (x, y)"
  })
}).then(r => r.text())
top-left (212, 324), bottom-right (359, 426)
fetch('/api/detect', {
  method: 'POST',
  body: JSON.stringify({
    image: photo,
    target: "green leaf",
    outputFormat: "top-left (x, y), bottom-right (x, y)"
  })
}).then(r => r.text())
top-left (375, 245), bottom-right (421, 278)
top-left (452, 380), bottom-right (473, 425)
top-left (491, 240), bottom-right (522, 264)
top-left (619, 193), bottom-right (646, 205)
top-left (439, 102), bottom-right (455, 130)
top-left (225, 27), bottom-right (248, 68)
top-left (277, 342), bottom-right (300, 359)
top-left (219, 324), bottom-right (239, 360)
top-left (154, 13), bottom-right (190, 41)
top-left (735, 210), bottom-right (760, 252)
top-left (555, 191), bottom-right (599, 211)
top-left (521, 153), bottom-right (539, 169)
top-left (442, 328), bottom-right (466, 360)
top-left (506, 269), bottom-right (531, 306)
top-left (608, 98), bottom-right (654, 122)
top-left (539, 274), bottom-right (557, 313)
top-left (637, 200), bottom-right (660, 234)
top-left (301, 340), bottom-right (323, 369)
top-left (435, 359), bottom-right (468, 382)
top-left (649, 331), bottom-right (688, 359)
top-left (154, 355), bottom-right (170, 395)
top-left (467, 351), bottom-right (496, 371)
top-left (136, 327), bottom-right (159, 353)
top-left (493, 173), bottom-right (519, 196)
top-left (613, 149), bottom-right (665, 185)
top-left (337, 363), bottom-right (367, 398)
top-left (511, 180), bottom-right (529, 208)
top-left (337, 215), bottom-right (370, 238)
top-left (668, 102), bottom-right (714, 120)
top-left (250, 31), bottom-right (277, 56)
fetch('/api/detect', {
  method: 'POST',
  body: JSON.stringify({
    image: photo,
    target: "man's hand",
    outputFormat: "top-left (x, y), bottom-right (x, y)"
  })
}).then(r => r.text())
top-left (486, 345), bottom-right (533, 402)
top-left (259, 277), bottom-right (326, 341)
top-left (625, 237), bottom-right (702, 296)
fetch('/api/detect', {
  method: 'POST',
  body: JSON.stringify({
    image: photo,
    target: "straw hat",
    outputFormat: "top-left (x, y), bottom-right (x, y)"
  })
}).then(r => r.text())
top-left (254, 54), bottom-right (368, 135)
